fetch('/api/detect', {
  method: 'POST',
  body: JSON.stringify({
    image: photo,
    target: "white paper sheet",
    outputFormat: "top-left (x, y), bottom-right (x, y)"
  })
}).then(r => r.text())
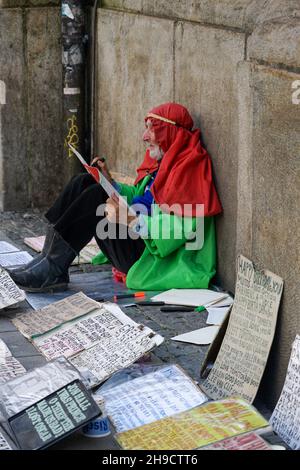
top-left (0, 241), bottom-right (19, 254)
top-left (0, 340), bottom-right (26, 385)
top-left (31, 301), bottom-right (164, 388)
top-left (152, 289), bottom-right (227, 307)
top-left (0, 251), bottom-right (33, 267)
top-left (13, 292), bottom-right (100, 339)
top-left (172, 326), bottom-right (219, 345)
top-left (0, 431), bottom-right (12, 450)
top-left (0, 339), bottom-right (12, 358)
top-left (96, 365), bottom-right (208, 433)
top-left (206, 306), bottom-right (231, 325)
top-left (270, 335), bottom-right (300, 450)
top-left (209, 296), bottom-right (234, 308)
top-left (0, 268), bottom-right (26, 310)
top-left (68, 144), bottom-right (136, 216)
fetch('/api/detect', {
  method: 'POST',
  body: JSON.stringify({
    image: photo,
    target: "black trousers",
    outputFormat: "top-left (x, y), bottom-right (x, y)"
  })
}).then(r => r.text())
top-left (45, 174), bottom-right (145, 274)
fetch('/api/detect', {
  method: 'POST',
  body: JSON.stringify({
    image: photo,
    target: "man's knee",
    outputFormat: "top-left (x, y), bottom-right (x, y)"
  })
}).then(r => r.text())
top-left (71, 173), bottom-right (94, 185)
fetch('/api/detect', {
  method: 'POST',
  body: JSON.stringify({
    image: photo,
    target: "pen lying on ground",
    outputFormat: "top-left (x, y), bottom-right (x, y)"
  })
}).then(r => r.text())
top-left (113, 292), bottom-right (146, 301)
top-left (160, 306), bottom-right (196, 312)
top-left (135, 301), bottom-right (166, 306)
top-left (95, 297), bottom-right (208, 311)
top-left (133, 301), bottom-right (207, 311)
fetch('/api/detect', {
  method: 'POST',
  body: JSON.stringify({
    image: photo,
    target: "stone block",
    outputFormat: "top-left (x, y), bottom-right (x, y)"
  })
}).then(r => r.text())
top-left (102, 0), bottom-right (265, 31)
top-left (251, 66), bottom-right (300, 407)
top-left (236, 63), bottom-right (300, 407)
top-left (96, 9), bottom-right (174, 176)
top-left (248, 17), bottom-right (300, 68)
top-left (174, 21), bottom-right (245, 292)
top-left (0, 9), bottom-right (28, 210)
top-left (26, 7), bottom-right (64, 208)
top-left (102, 0), bottom-right (142, 13)
top-left (0, 1), bottom-right (60, 6)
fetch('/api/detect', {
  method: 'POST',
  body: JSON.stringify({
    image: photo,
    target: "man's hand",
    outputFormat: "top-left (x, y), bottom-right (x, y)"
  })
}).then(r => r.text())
top-left (105, 194), bottom-right (137, 226)
top-left (91, 156), bottom-right (113, 183)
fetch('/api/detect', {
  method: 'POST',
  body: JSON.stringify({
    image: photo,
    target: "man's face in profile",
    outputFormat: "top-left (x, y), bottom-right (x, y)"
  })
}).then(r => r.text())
top-left (143, 119), bottom-right (164, 161)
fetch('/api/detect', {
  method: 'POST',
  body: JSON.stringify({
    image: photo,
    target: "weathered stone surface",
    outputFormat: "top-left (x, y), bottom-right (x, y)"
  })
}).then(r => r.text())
top-left (0, 9), bottom-right (28, 210)
top-left (248, 17), bottom-right (300, 68)
top-left (102, 0), bottom-right (267, 31)
top-left (102, 0), bottom-right (142, 13)
top-left (175, 21), bottom-right (245, 292)
top-left (96, 9), bottom-right (174, 175)
top-left (235, 61), bottom-right (254, 262)
top-left (26, 7), bottom-right (63, 208)
top-left (254, 0), bottom-right (300, 25)
top-left (248, 1), bottom-right (300, 68)
top-left (237, 64), bottom-right (300, 407)
top-left (0, 1), bottom-right (60, 6)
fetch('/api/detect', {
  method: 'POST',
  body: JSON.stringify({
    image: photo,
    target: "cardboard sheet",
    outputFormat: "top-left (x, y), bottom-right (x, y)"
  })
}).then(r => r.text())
top-left (270, 335), bottom-right (300, 450)
top-left (200, 255), bottom-right (284, 403)
top-left (17, 296), bottom-right (164, 388)
top-left (13, 292), bottom-right (100, 339)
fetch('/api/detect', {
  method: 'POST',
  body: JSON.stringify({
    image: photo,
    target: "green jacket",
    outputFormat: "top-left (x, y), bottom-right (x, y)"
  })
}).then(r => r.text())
top-left (116, 176), bottom-right (217, 290)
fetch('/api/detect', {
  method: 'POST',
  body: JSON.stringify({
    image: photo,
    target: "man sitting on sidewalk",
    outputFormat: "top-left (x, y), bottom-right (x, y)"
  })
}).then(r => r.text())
top-left (9, 103), bottom-right (222, 293)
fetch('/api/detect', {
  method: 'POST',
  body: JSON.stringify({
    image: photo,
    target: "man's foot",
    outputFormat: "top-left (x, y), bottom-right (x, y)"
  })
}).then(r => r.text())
top-left (6, 224), bottom-right (55, 276)
top-left (9, 257), bottom-right (70, 292)
top-left (9, 230), bottom-right (77, 293)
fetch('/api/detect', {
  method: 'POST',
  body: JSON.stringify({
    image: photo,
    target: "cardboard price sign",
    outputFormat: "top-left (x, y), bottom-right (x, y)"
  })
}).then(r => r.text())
top-left (8, 380), bottom-right (100, 450)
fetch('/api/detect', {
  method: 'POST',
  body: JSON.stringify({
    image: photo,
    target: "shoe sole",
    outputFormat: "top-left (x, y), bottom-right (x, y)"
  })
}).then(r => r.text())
top-left (18, 283), bottom-right (68, 293)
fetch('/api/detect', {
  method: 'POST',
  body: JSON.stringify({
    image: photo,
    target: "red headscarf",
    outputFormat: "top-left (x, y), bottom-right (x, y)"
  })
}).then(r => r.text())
top-left (134, 103), bottom-right (222, 217)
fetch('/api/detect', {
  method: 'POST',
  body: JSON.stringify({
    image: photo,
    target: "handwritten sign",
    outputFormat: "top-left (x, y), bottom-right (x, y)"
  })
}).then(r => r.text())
top-left (0, 357), bottom-right (26, 385)
top-left (201, 255), bottom-right (283, 403)
top-left (31, 302), bottom-right (163, 387)
top-left (200, 432), bottom-right (271, 450)
top-left (0, 268), bottom-right (26, 310)
top-left (13, 292), bottom-right (100, 338)
top-left (98, 365), bottom-right (207, 433)
top-left (9, 380), bottom-right (100, 450)
top-left (270, 335), bottom-right (300, 450)
top-left (0, 430), bottom-right (12, 451)
top-left (116, 397), bottom-right (269, 450)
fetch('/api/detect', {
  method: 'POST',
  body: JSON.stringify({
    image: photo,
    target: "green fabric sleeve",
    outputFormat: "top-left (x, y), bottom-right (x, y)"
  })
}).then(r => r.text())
top-left (117, 176), bottom-right (151, 206)
top-left (140, 206), bottom-right (198, 258)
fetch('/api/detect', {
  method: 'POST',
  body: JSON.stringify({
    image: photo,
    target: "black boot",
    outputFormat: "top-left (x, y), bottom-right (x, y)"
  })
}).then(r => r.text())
top-left (10, 230), bottom-right (78, 293)
top-left (7, 224), bottom-right (55, 275)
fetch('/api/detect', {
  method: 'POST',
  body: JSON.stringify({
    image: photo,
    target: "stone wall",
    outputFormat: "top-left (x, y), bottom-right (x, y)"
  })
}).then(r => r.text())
top-left (0, 0), bottom-right (63, 210)
top-left (96, 0), bottom-right (300, 408)
top-left (0, 0), bottom-right (299, 409)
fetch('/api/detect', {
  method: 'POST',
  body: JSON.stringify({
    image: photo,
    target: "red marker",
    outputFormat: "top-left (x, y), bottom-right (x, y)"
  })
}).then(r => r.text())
top-left (114, 292), bottom-right (145, 301)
